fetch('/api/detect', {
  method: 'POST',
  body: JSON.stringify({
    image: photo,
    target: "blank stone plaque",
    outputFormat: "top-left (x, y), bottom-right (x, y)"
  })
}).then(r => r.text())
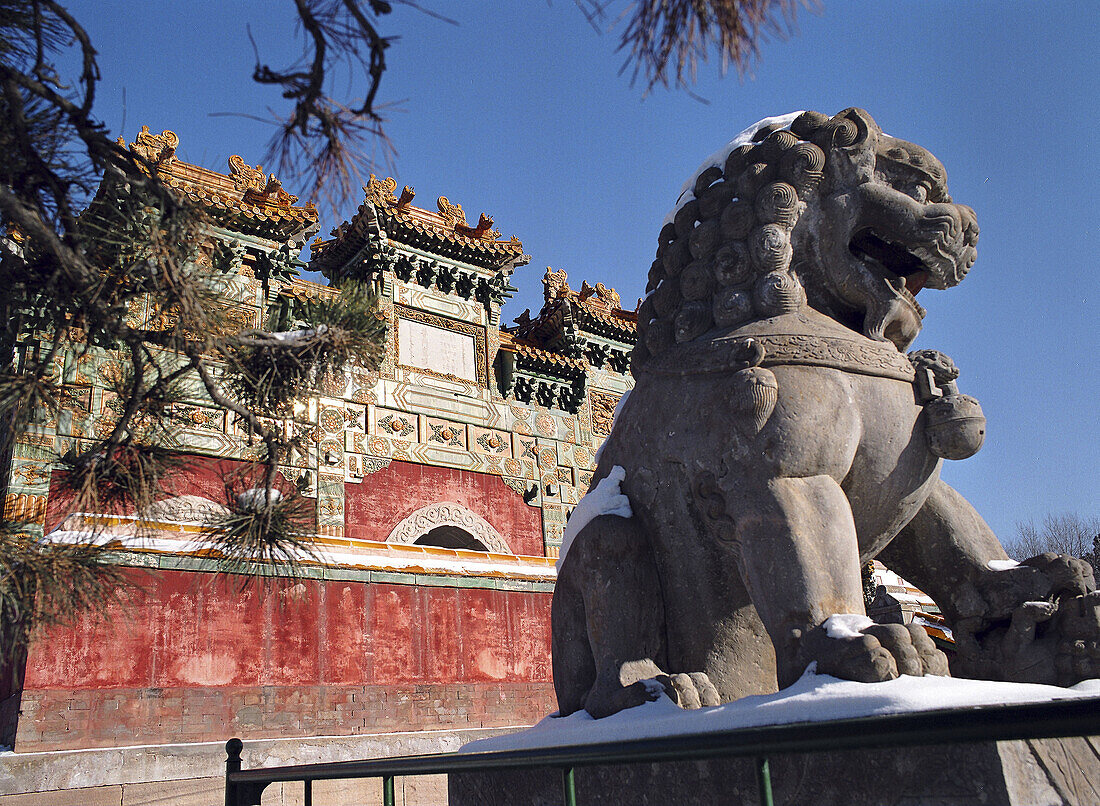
top-left (398, 317), bottom-right (477, 382)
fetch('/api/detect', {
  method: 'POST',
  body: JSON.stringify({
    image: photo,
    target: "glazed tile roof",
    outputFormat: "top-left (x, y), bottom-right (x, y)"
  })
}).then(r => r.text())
top-left (572, 296), bottom-right (638, 333)
top-left (310, 175), bottom-right (527, 274)
top-left (510, 339), bottom-right (588, 374)
top-left (510, 268), bottom-right (637, 345)
top-left (286, 276), bottom-right (338, 300)
top-left (118, 126), bottom-right (318, 240)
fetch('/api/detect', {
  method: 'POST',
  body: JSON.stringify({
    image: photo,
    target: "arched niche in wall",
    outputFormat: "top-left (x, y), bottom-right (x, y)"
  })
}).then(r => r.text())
top-left (416, 525), bottom-right (488, 552)
top-left (384, 502), bottom-right (512, 554)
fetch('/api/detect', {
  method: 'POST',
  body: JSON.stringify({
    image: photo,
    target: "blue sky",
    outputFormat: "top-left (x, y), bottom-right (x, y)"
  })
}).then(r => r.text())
top-left (67, 1), bottom-right (1097, 542)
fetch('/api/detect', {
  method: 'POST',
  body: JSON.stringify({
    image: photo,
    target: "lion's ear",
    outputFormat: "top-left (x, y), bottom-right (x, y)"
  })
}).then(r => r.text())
top-left (836, 108), bottom-right (877, 149)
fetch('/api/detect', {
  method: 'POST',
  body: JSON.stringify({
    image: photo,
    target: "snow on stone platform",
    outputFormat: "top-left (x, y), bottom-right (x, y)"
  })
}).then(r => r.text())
top-left (461, 669), bottom-right (1100, 753)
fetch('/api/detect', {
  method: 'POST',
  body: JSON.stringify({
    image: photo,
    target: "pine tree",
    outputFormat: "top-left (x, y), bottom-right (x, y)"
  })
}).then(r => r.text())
top-left (0, 1), bottom-right (387, 653)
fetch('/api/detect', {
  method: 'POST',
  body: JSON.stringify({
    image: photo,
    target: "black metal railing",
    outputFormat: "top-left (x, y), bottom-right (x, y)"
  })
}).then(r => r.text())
top-left (224, 697), bottom-right (1099, 806)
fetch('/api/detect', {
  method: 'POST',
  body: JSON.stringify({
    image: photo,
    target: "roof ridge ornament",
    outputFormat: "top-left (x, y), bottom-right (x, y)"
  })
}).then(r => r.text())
top-left (229, 155), bottom-right (299, 207)
top-left (364, 174), bottom-right (399, 207)
top-left (122, 125), bottom-right (178, 166)
top-left (544, 267), bottom-right (571, 302)
top-left (455, 212), bottom-right (502, 242)
top-left (579, 280), bottom-right (622, 311)
top-left (228, 154), bottom-right (266, 192)
top-left (436, 195), bottom-right (467, 228)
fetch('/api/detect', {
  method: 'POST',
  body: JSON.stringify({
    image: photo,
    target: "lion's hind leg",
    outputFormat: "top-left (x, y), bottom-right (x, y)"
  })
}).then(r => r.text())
top-left (551, 514), bottom-right (676, 718)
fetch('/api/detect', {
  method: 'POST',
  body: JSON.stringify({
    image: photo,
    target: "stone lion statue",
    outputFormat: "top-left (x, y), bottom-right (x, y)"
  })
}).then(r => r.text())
top-left (552, 108), bottom-right (1099, 719)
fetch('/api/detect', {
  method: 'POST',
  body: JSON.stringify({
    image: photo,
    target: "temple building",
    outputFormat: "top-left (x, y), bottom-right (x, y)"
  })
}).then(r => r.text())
top-left (0, 129), bottom-right (636, 802)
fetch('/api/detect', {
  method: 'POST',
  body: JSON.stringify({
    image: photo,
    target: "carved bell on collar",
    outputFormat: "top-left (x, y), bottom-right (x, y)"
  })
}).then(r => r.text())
top-left (923, 393), bottom-right (986, 460)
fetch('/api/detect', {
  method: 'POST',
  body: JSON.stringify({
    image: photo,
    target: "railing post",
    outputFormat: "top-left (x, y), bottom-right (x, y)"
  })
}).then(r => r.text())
top-left (383, 774), bottom-right (395, 806)
top-left (304, 778), bottom-right (312, 806)
top-left (225, 738), bottom-right (243, 806)
top-left (755, 756), bottom-right (774, 806)
top-left (562, 766), bottom-right (577, 806)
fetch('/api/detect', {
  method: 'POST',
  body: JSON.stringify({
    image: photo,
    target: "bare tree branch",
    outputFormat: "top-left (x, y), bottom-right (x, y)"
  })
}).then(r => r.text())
top-left (1003, 514), bottom-right (1100, 561)
top-left (252, 0), bottom-right (400, 209)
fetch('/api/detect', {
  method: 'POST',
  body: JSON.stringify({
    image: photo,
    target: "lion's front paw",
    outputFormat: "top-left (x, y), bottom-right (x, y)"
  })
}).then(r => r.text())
top-left (797, 616), bottom-right (950, 685)
top-left (953, 553), bottom-right (1099, 685)
top-left (1019, 552), bottom-right (1096, 596)
top-left (668, 672), bottom-right (721, 709)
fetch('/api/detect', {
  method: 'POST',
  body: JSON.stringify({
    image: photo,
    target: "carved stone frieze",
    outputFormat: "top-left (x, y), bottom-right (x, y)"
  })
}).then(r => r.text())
top-left (589, 391), bottom-right (620, 437)
top-left (476, 431), bottom-right (508, 454)
top-left (535, 413), bottom-right (555, 437)
top-left (429, 422), bottom-right (464, 446)
top-left (319, 407), bottom-right (344, 433)
top-left (515, 437), bottom-right (538, 461)
top-left (378, 414), bottom-right (415, 438)
top-left (537, 446), bottom-right (557, 471)
top-left (142, 495), bottom-right (229, 525)
top-left (362, 456), bottom-right (392, 475)
top-left (10, 463), bottom-right (50, 486)
top-left (385, 502), bottom-right (511, 554)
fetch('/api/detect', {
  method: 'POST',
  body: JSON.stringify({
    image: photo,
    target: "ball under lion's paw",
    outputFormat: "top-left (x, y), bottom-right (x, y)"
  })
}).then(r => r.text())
top-left (797, 615), bottom-right (950, 684)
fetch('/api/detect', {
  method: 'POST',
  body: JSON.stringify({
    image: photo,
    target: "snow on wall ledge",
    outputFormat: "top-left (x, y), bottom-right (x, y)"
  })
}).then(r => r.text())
top-left (461, 669), bottom-right (1100, 753)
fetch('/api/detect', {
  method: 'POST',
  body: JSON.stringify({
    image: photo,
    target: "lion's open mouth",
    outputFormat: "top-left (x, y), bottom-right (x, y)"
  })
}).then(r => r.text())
top-left (848, 229), bottom-right (930, 298)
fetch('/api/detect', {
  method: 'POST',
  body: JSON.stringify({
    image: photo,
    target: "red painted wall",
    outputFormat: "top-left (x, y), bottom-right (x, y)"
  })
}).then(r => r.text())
top-left (25, 568), bottom-right (552, 689)
top-left (344, 461), bottom-right (544, 557)
top-left (45, 455), bottom-right (302, 534)
top-left (15, 568), bottom-right (556, 750)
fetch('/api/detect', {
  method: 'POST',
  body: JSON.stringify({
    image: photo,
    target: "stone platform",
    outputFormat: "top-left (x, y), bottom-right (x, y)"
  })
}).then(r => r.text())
top-left (449, 735), bottom-right (1100, 806)
top-left (0, 727), bottom-right (516, 806)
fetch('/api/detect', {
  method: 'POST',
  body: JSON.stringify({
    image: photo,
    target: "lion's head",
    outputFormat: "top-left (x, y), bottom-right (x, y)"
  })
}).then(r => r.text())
top-left (635, 108), bottom-right (978, 367)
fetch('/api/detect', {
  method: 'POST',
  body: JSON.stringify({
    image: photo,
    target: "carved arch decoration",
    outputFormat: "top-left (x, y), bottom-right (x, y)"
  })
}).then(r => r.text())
top-left (385, 502), bottom-right (512, 554)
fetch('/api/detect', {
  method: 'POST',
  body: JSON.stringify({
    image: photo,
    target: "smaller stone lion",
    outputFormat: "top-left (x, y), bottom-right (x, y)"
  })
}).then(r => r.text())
top-left (552, 109), bottom-right (1098, 719)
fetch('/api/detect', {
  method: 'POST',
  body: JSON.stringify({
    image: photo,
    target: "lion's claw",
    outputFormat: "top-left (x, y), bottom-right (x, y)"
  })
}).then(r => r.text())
top-left (798, 620), bottom-right (950, 685)
top-left (668, 672), bottom-right (720, 709)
